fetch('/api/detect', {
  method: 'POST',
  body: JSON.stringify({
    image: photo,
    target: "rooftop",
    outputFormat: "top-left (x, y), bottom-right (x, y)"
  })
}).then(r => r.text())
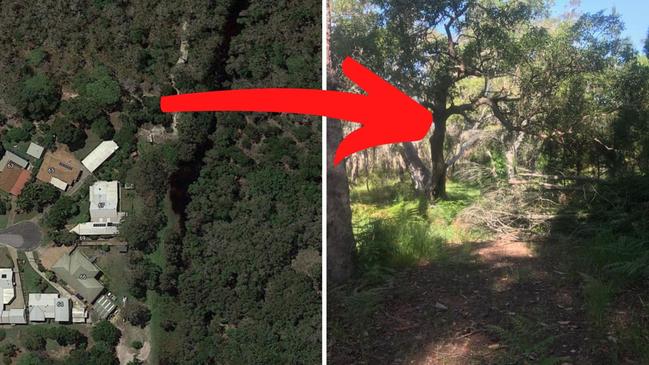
top-left (26, 142), bottom-right (44, 159)
top-left (51, 249), bottom-right (104, 303)
top-left (90, 181), bottom-right (119, 217)
top-left (82, 140), bottom-right (119, 172)
top-left (0, 151), bottom-right (28, 172)
top-left (0, 163), bottom-right (31, 196)
top-left (36, 148), bottom-right (82, 189)
top-left (0, 268), bottom-right (14, 305)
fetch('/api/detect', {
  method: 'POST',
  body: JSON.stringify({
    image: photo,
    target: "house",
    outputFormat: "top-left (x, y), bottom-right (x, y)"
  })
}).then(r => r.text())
top-left (0, 163), bottom-right (30, 196)
top-left (0, 151), bottom-right (28, 172)
top-left (28, 293), bottom-right (70, 322)
top-left (70, 181), bottom-right (126, 236)
top-left (26, 142), bottom-right (44, 159)
top-left (51, 249), bottom-right (104, 303)
top-left (82, 141), bottom-right (119, 173)
top-left (0, 308), bottom-right (27, 324)
top-left (0, 268), bottom-right (26, 324)
top-left (0, 268), bottom-right (15, 305)
top-left (36, 148), bottom-right (82, 191)
top-left (0, 151), bottom-right (31, 196)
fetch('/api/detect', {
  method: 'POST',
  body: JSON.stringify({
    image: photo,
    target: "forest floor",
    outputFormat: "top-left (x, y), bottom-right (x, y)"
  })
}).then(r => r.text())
top-left (330, 180), bottom-right (649, 365)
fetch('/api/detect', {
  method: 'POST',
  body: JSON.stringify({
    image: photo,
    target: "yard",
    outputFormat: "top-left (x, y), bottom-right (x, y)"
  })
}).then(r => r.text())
top-left (17, 252), bottom-right (57, 295)
top-left (72, 129), bottom-right (102, 161)
top-left (82, 246), bottom-right (130, 301)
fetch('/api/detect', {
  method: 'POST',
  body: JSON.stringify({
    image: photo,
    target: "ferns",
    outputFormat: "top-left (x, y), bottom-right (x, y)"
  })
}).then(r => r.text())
top-left (486, 315), bottom-right (564, 365)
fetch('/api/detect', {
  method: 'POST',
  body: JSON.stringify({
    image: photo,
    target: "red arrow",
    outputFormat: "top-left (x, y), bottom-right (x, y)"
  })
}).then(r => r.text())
top-left (161, 57), bottom-right (433, 165)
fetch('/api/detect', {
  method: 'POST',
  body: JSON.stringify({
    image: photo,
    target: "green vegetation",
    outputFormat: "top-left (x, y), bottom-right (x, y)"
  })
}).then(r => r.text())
top-left (17, 252), bottom-right (56, 294)
top-left (330, 1), bottom-right (649, 364)
top-left (91, 321), bottom-right (121, 347)
top-left (15, 74), bottom-right (60, 121)
top-left (352, 180), bottom-right (483, 271)
top-left (16, 183), bottom-right (60, 213)
top-left (1, 0), bottom-right (321, 363)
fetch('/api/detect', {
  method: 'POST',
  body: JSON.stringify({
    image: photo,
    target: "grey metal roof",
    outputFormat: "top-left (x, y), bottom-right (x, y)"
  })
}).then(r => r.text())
top-left (26, 142), bottom-right (44, 159)
top-left (0, 151), bottom-right (28, 171)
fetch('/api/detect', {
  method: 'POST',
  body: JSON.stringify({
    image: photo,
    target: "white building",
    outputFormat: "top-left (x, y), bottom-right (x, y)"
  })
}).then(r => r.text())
top-left (28, 293), bottom-right (71, 323)
top-left (26, 142), bottom-right (44, 159)
top-left (0, 268), bottom-right (15, 305)
top-left (70, 181), bottom-right (126, 236)
top-left (0, 308), bottom-right (26, 324)
top-left (0, 268), bottom-right (26, 324)
top-left (82, 141), bottom-right (119, 173)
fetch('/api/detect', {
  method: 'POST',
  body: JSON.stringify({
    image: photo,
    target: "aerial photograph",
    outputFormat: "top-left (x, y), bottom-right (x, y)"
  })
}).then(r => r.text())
top-left (0, 1), bottom-right (321, 364)
top-left (328, 0), bottom-right (649, 364)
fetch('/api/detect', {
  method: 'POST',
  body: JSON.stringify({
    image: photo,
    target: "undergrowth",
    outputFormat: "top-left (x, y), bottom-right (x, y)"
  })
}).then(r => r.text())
top-left (351, 179), bottom-right (485, 276)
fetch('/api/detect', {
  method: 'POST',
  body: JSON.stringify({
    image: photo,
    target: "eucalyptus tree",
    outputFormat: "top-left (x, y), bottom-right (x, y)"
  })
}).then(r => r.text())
top-left (333, 0), bottom-right (547, 198)
top-left (332, 1), bottom-right (632, 198)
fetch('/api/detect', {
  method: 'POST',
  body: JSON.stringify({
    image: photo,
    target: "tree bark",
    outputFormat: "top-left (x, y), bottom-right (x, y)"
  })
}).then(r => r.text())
top-left (327, 120), bottom-right (355, 283)
top-left (326, 0), bottom-right (354, 283)
top-left (400, 142), bottom-right (431, 194)
top-left (505, 131), bottom-right (524, 179)
top-left (428, 114), bottom-right (447, 199)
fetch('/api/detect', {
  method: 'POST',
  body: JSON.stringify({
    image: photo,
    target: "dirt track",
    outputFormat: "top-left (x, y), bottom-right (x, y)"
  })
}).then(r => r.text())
top-left (331, 231), bottom-right (615, 364)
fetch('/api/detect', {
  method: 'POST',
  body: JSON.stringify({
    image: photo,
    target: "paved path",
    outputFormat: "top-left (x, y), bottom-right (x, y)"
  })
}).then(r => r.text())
top-left (65, 165), bottom-right (92, 196)
top-left (0, 221), bottom-right (42, 251)
top-left (7, 247), bottom-right (25, 309)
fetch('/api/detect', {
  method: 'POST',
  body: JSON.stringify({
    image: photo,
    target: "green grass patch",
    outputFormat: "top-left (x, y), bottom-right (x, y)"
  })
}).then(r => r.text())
top-left (581, 274), bottom-right (614, 328)
top-left (146, 291), bottom-right (182, 364)
top-left (17, 252), bottom-right (57, 295)
top-left (351, 179), bottom-right (483, 273)
top-left (0, 215), bottom-right (7, 229)
top-left (85, 247), bottom-right (130, 301)
top-left (14, 210), bottom-right (38, 223)
top-left (0, 247), bottom-right (13, 268)
top-left (120, 188), bottom-right (143, 216)
top-left (486, 315), bottom-right (566, 365)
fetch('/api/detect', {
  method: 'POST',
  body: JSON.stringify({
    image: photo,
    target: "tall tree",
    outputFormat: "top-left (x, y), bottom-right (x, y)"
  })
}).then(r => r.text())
top-left (333, 1), bottom-right (632, 198)
top-left (328, 0), bottom-right (356, 283)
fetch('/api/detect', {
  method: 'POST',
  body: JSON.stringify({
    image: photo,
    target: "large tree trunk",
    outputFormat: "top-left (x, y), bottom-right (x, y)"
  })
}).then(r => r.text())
top-left (326, 0), bottom-right (354, 283)
top-left (327, 121), bottom-right (355, 283)
top-left (428, 115), bottom-right (447, 199)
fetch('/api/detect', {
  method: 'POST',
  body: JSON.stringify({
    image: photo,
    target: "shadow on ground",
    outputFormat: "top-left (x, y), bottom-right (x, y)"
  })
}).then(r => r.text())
top-left (329, 233), bottom-right (620, 365)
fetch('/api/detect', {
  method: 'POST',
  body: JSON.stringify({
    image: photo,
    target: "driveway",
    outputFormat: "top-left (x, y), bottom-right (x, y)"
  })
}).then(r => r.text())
top-left (0, 221), bottom-right (42, 251)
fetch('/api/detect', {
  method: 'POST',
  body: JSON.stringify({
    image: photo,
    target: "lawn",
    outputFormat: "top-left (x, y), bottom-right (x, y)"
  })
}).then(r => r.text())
top-left (146, 291), bottom-right (182, 364)
top-left (73, 129), bottom-right (102, 161)
top-left (120, 188), bottom-right (143, 216)
top-left (0, 215), bottom-right (7, 229)
top-left (83, 247), bottom-right (130, 301)
top-left (0, 247), bottom-right (13, 268)
top-left (14, 210), bottom-right (38, 223)
top-left (17, 251), bottom-right (57, 295)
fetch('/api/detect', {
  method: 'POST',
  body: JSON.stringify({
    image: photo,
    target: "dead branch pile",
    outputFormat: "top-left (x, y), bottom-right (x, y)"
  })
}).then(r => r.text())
top-left (458, 184), bottom-right (562, 234)
top-left (458, 173), bottom-right (600, 234)
top-left (451, 161), bottom-right (496, 184)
